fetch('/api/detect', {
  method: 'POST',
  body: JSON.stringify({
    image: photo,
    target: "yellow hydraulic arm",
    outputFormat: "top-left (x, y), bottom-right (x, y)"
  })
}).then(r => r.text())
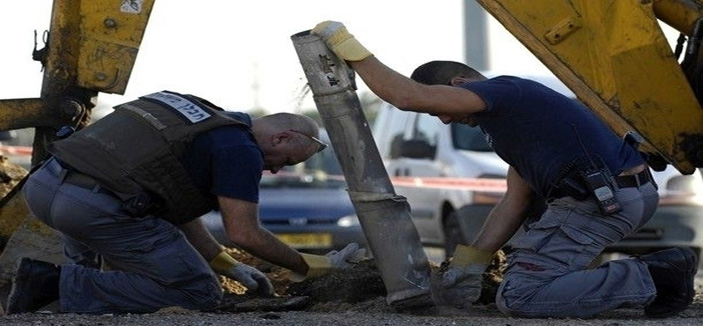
top-left (477, 0), bottom-right (703, 174)
top-left (0, 0), bottom-right (155, 164)
top-left (0, 0), bottom-right (155, 278)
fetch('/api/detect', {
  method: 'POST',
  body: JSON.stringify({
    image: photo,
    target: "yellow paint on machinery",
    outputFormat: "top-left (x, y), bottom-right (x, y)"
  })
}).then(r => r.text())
top-left (0, 0), bottom-right (156, 282)
top-left (77, 0), bottom-right (155, 94)
top-left (477, 0), bottom-right (703, 174)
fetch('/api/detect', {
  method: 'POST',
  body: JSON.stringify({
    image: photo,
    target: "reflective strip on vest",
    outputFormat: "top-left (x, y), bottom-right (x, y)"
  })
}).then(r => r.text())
top-left (141, 91), bottom-right (212, 124)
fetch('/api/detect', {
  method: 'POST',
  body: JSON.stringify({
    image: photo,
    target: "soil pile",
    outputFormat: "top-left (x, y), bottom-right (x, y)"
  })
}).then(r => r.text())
top-left (0, 157), bottom-right (28, 251)
top-left (214, 247), bottom-right (506, 314)
top-left (0, 156), bottom-right (26, 198)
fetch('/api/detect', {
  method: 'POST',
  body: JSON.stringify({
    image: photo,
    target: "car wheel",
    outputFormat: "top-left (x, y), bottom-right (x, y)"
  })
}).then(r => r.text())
top-left (443, 211), bottom-right (468, 258)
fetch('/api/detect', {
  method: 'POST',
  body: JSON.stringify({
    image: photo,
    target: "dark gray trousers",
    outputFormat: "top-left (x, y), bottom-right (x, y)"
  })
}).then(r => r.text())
top-left (22, 158), bottom-right (222, 313)
top-left (497, 182), bottom-right (659, 318)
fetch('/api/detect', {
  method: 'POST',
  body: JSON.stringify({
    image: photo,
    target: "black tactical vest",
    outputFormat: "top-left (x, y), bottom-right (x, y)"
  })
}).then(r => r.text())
top-left (48, 90), bottom-right (248, 224)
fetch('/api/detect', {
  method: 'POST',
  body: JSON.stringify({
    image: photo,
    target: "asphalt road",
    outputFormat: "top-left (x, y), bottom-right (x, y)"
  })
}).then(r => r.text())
top-left (1, 271), bottom-right (702, 326)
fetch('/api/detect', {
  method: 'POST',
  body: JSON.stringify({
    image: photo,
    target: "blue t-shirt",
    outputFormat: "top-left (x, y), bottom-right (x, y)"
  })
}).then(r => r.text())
top-left (179, 112), bottom-right (263, 204)
top-left (463, 76), bottom-right (644, 196)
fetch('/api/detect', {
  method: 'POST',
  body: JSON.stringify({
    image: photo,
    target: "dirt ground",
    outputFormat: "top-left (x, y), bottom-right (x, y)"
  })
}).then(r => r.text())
top-left (0, 247), bottom-right (702, 326)
top-left (1, 157), bottom-right (703, 325)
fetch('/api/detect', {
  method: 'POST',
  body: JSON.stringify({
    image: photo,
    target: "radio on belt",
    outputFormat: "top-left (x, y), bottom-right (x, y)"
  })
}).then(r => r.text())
top-left (572, 125), bottom-right (622, 215)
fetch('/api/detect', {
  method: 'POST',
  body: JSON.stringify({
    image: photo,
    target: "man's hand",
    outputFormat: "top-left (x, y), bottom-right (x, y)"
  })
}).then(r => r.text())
top-left (292, 242), bottom-right (366, 281)
top-left (210, 251), bottom-right (274, 297)
top-left (431, 245), bottom-right (493, 307)
top-left (311, 21), bottom-right (372, 61)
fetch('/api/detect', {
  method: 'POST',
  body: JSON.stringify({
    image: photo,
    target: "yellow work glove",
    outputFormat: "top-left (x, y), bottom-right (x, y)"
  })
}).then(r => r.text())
top-left (210, 251), bottom-right (274, 297)
top-left (449, 244), bottom-right (494, 269)
top-left (311, 21), bottom-right (372, 62)
top-left (290, 242), bottom-right (366, 281)
top-left (431, 245), bottom-right (494, 307)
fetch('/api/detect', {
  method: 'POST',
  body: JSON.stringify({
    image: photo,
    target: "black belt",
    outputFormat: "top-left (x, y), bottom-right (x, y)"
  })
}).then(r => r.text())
top-left (44, 158), bottom-right (115, 196)
top-left (548, 167), bottom-right (653, 199)
top-left (614, 168), bottom-right (652, 188)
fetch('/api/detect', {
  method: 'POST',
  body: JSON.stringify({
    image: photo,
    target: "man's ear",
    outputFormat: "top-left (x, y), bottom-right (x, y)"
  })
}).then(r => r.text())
top-left (271, 131), bottom-right (292, 146)
top-left (449, 76), bottom-right (468, 86)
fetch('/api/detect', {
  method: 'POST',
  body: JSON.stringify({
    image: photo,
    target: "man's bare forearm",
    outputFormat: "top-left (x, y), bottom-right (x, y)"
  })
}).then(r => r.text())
top-left (472, 167), bottom-right (532, 251)
top-left (472, 200), bottom-right (528, 251)
top-left (227, 226), bottom-right (308, 275)
top-left (178, 217), bottom-right (223, 262)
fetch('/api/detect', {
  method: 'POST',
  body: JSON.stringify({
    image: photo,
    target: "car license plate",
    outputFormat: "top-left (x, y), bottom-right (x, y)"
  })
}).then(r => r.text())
top-left (276, 233), bottom-right (332, 249)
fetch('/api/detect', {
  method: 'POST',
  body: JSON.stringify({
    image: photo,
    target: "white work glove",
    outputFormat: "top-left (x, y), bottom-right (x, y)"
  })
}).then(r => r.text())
top-left (431, 245), bottom-right (493, 307)
top-left (291, 242), bottom-right (366, 281)
top-left (210, 251), bottom-right (274, 297)
top-left (311, 21), bottom-right (373, 61)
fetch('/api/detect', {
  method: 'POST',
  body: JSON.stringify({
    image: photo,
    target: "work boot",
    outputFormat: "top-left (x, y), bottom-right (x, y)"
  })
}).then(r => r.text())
top-left (6, 258), bottom-right (61, 314)
top-left (638, 247), bottom-right (697, 318)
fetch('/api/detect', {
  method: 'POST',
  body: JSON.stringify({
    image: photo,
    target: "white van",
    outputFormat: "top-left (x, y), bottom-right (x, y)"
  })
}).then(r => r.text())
top-left (372, 101), bottom-right (508, 257)
top-left (372, 75), bottom-right (703, 263)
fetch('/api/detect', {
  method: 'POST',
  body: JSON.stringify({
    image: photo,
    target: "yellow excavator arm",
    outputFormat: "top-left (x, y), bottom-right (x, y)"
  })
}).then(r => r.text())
top-left (0, 0), bottom-right (156, 282)
top-left (477, 0), bottom-right (703, 174)
top-left (76, 1), bottom-right (155, 94)
top-left (0, 0), bottom-right (155, 163)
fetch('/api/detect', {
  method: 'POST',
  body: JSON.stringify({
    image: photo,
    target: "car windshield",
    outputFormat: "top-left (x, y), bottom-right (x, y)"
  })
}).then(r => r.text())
top-left (260, 140), bottom-right (346, 189)
top-left (451, 123), bottom-right (493, 152)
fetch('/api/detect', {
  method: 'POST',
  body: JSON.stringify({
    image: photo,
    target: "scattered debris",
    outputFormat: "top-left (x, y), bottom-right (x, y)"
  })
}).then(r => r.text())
top-left (0, 156), bottom-right (26, 198)
top-left (215, 247), bottom-right (507, 314)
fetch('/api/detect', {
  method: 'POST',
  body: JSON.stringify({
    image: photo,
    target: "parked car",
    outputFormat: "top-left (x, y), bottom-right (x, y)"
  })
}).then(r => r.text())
top-left (202, 129), bottom-right (367, 254)
top-left (372, 75), bottom-right (703, 264)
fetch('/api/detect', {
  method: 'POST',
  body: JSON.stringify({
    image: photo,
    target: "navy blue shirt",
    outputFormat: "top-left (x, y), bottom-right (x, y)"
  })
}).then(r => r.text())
top-left (463, 76), bottom-right (643, 197)
top-left (180, 112), bottom-right (263, 204)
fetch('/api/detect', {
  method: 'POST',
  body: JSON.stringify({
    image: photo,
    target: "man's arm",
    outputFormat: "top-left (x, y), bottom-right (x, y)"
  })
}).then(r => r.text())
top-left (472, 166), bottom-right (534, 252)
top-left (311, 21), bottom-right (485, 116)
top-left (349, 56), bottom-right (486, 116)
top-left (431, 167), bottom-right (533, 305)
top-left (179, 211), bottom-right (276, 296)
top-left (218, 196), bottom-right (308, 275)
top-left (178, 217), bottom-right (226, 262)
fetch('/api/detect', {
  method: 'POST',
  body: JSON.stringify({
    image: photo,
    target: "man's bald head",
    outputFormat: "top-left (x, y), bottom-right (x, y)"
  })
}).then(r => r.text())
top-left (253, 113), bottom-right (320, 138)
top-left (250, 113), bottom-right (325, 173)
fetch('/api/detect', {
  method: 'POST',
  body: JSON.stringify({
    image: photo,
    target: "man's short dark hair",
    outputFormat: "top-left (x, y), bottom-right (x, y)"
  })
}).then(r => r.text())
top-left (410, 61), bottom-right (484, 85)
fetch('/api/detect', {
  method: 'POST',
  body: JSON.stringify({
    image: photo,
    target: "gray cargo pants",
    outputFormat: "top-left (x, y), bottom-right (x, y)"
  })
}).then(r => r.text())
top-left (22, 158), bottom-right (223, 313)
top-left (496, 181), bottom-right (659, 318)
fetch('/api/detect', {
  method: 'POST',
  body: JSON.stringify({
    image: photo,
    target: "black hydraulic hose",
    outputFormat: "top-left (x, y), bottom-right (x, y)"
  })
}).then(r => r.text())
top-left (681, 18), bottom-right (703, 71)
top-left (675, 33), bottom-right (687, 60)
